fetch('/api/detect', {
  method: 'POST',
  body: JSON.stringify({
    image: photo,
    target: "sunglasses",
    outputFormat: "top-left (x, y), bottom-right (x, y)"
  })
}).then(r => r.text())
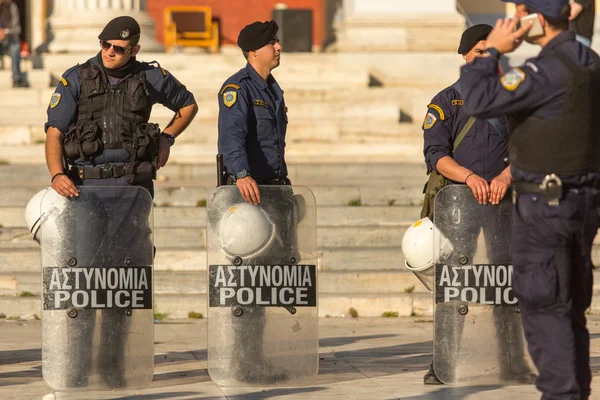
top-left (100, 40), bottom-right (132, 56)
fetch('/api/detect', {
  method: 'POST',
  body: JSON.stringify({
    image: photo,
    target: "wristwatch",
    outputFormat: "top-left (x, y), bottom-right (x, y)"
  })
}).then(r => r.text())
top-left (160, 132), bottom-right (175, 146)
top-left (487, 47), bottom-right (501, 60)
top-left (236, 169), bottom-right (251, 179)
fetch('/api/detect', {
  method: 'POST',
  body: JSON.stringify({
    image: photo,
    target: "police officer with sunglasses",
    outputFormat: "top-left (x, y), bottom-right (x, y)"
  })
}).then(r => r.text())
top-left (40, 16), bottom-right (198, 388)
top-left (45, 16), bottom-right (198, 199)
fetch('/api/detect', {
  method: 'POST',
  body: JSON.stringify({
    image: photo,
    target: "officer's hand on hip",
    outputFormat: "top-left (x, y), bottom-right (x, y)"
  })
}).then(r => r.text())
top-left (52, 174), bottom-right (79, 198)
top-left (485, 16), bottom-right (533, 54)
top-left (157, 135), bottom-right (171, 169)
top-left (236, 176), bottom-right (261, 205)
top-left (489, 172), bottom-right (511, 205)
top-left (465, 173), bottom-right (490, 205)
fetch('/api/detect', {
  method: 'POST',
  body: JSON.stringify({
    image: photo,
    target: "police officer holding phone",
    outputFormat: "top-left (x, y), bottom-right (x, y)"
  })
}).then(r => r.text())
top-left (459, 1), bottom-right (600, 399)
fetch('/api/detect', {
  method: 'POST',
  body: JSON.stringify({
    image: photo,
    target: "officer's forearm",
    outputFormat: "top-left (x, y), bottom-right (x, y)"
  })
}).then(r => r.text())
top-left (162, 102), bottom-right (198, 138)
top-left (436, 156), bottom-right (473, 183)
top-left (45, 127), bottom-right (65, 178)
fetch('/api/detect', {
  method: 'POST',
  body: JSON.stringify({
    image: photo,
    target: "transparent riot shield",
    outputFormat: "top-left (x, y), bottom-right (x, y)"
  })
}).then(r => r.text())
top-left (207, 185), bottom-right (318, 387)
top-left (40, 186), bottom-right (154, 391)
top-left (432, 185), bottom-right (535, 385)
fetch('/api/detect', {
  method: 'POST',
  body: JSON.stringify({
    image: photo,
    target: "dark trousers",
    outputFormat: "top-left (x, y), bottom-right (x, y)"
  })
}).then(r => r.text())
top-left (513, 188), bottom-right (600, 400)
top-left (0, 36), bottom-right (22, 82)
top-left (55, 178), bottom-right (153, 388)
top-left (434, 192), bottom-right (529, 382)
top-left (209, 182), bottom-right (301, 376)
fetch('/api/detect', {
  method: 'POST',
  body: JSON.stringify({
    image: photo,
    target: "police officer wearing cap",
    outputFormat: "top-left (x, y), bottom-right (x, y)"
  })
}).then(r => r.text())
top-left (214, 20), bottom-right (296, 384)
top-left (45, 16), bottom-right (198, 198)
top-left (422, 24), bottom-right (532, 385)
top-left (42, 16), bottom-right (198, 388)
top-left (459, 1), bottom-right (600, 398)
top-left (218, 20), bottom-right (287, 204)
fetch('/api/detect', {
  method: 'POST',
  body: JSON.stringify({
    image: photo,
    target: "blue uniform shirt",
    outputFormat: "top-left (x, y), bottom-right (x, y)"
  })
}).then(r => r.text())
top-left (45, 56), bottom-right (195, 164)
top-left (458, 31), bottom-right (600, 183)
top-left (423, 82), bottom-right (510, 183)
top-left (218, 63), bottom-right (288, 182)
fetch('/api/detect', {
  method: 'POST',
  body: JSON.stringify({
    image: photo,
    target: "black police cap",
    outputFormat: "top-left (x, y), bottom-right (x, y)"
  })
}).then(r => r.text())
top-left (98, 16), bottom-right (141, 41)
top-left (237, 20), bottom-right (279, 52)
top-left (457, 24), bottom-right (493, 54)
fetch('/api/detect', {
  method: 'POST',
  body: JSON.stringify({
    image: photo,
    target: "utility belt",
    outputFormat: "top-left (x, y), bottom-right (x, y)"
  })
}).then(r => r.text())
top-left (513, 174), bottom-right (579, 207)
top-left (69, 161), bottom-right (156, 183)
top-left (69, 163), bottom-right (127, 180)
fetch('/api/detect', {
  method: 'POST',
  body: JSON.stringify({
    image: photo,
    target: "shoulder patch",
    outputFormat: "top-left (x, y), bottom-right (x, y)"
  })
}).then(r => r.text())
top-left (427, 104), bottom-right (445, 120)
top-left (500, 68), bottom-right (526, 91)
top-left (423, 112), bottom-right (437, 130)
top-left (254, 99), bottom-right (268, 108)
top-left (60, 77), bottom-right (68, 87)
top-left (452, 100), bottom-right (463, 106)
top-left (223, 91), bottom-right (237, 108)
top-left (220, 83), bottom-right (241, 95)
top-left (50, 93), bottom-right (61, 109)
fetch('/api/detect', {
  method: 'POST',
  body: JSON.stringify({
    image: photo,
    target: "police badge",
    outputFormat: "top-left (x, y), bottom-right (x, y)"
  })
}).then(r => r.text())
top-left (223, 91), bottom-right (237, 108)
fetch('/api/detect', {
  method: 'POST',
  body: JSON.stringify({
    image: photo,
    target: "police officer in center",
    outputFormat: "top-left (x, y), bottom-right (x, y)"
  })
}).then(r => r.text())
top-left (459, 1), bottom-right (600, 398)
top-left (215, 20), bottom-right (297, 384)
top-left (422, 24), bottom-right (531, 385)
top-left (42, 16), bottom-right (198, 388)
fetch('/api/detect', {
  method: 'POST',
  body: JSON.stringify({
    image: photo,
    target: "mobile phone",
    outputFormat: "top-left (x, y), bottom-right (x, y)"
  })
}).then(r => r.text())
top-left (519, 13), bottom-right (544, 38)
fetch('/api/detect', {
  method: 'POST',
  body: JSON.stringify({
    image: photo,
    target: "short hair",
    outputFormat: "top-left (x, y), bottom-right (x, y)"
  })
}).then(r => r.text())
top-left (525, 5), bottom-right (570, 31)
top-left (129, 34), bottom-right (140, 47)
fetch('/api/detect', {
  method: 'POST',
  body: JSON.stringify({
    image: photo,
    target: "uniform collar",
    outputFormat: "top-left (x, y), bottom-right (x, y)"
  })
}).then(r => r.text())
top-left (245, 63), bottom-right (277, 90)
top-left (540, 30), bottom-right (576, 56)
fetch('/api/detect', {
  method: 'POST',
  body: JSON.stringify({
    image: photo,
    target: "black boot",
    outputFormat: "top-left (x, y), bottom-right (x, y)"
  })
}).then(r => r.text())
top-left (12, 79), bottom-right (29, 88)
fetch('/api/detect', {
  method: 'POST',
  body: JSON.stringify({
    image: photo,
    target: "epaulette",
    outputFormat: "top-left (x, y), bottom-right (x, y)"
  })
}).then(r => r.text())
top-left (220, 83), bottom-right (241, 95)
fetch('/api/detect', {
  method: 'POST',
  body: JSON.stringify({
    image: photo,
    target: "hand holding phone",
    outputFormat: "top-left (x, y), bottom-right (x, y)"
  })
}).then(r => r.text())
top-left (485, 16), bottom-right (533, 55)
top-left (518, 13), bottom-right (544, 39)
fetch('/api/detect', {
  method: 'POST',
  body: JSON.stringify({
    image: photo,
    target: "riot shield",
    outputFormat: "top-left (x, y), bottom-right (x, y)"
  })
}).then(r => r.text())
top-left (207, 185), bottom-right (318, 387)
top-left (432, 185), bottom-right (535, 385)
top-left (40, 186), bottom-right (154, 391)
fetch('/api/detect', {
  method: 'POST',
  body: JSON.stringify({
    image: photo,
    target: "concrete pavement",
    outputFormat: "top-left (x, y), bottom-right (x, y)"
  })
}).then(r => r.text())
top-left (2, 316), bottom-right (600, 399)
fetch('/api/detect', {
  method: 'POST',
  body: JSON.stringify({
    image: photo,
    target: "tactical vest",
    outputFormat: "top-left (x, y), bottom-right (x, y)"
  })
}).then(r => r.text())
top-left (77, 61), bottom-right (153, 149)
top-left (509, 51), bottom-right (600, 176)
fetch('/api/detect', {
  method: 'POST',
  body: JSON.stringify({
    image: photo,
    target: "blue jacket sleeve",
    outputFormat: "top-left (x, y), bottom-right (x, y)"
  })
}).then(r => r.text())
top-left (146, 68), bottom-right (196, 111)
top-left (44, 67), bottom-right (81, 134)
top-left (218, 84), bottom-right (251, 175)
top-left (423, 94), bottom-right (453, 173)
top-left (458, 56), bottom-right (559, 118)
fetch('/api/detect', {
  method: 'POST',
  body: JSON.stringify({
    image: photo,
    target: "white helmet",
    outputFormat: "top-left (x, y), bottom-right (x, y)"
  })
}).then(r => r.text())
top-left (401, 217), bottom-right (454, 291)
top-left (218, 203), bottom-right (275, 257)
top-left (25, 187), bottom-right (68, 245)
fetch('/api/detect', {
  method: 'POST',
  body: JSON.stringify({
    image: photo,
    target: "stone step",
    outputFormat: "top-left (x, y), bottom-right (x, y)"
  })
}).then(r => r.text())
top-left (0, 247), bottom-right (411, 274)
top-left (0, 205), bottom-right (421, 228)
top-left (0, 163), bottom-right (428, 185)
top-left (0, 86), bottom-right (393, 107)
top-left (0, 270), bottom-right (424, 297)
top-left (0, 70), bottom-right (51, 90)
top-left (0, 94), bottom-right (403, 121)
top-left (5, 290), bottom-right (600, 319)
top-left (0, 119), bottom-right (421, 146)
top-left (0, 142), bottom-right (424, 165)
top-left (0, 291), bottom-right (435, 318)
top-left (0, 225), bottom-right (407, 250)
top-left (0, 185), bottom-right (425, 207)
